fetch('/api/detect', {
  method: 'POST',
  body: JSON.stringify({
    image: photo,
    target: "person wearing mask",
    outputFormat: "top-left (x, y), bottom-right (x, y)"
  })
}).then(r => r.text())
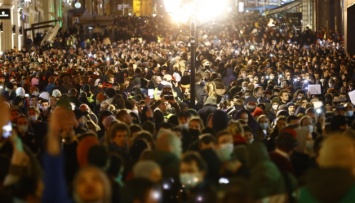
top-left (344, 102), bottom-right (355, 126)
top-left (256, 115), bottom-right (271, 142)
top-left (179, 152), bottom-right (217, 203)
top-left (182, 117), bottom-right (204, 151)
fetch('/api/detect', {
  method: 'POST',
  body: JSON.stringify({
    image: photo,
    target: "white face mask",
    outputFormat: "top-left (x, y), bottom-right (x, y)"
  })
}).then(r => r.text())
top-left (272, 104), bottom-right (279, 110)
top-left (29, 115), bottom-right (38, 122)
top-left (259, 123), bottom-right (268, 130)
top-left (346, 111), bottom-right (354, 117)
top-left (180, 173), bottom-right (201, 188)
top-left (216, 143), bottom-right (234, 162)
top-left (248, 138), bottom-right (254, 144)
top-left (18, 125), bottom-right (28, 134)
top-left (269, 76), bottom-right (275, 80)
top-left (242, 86), bottom-right (247, 91)
top-left (244, 95), bottom-right (250, 99)
top-left (180, 123), bottom-right (189, 130)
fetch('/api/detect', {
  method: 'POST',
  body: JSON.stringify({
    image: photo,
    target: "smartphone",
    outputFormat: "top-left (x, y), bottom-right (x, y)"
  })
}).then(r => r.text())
top-left (2, 122), bottom-right (12, 139)
top-left (148, 89), bottom-right (154, 99)
top-left (165, 95), bottom-right (174, 101)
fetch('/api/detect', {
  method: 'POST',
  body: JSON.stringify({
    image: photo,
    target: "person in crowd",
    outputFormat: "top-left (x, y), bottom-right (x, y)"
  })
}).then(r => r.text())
top-left (1, 11), bottom-right (355, 203)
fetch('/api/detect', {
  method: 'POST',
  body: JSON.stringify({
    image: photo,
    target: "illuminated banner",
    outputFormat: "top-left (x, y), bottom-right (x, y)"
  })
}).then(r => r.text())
top-left (0, 9), bottom-right (11, 19)
top-left (133, 0), bottom-right (141, 16)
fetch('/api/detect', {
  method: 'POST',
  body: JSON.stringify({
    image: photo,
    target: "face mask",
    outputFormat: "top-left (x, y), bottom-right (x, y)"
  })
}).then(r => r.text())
top-left (269, 76), bottom-right (275, 80)
top-left (216, 143), bottom-right (233, 162)
top-left (346, 111), bottom-right (354, 117)
top-left (308, 125), bottom-right (314, 133)
top-left (305, 140), bottom-right (314, 150)
top-left (29, 115), bottom-right (38, 122)
top-left (328, 84), bottom-right (334, 88)
top-left (242, 87), bottom-right (247, 91)
top-left (32, 91), bottom-right (39, 96)
top-left (245, 95), bottom-right (250, 99)
top-left (259, 123), bottom-right (268, 130)
top-left (272, 104), bottom-right (278, 110)
top-left (180, 173), bottom-right (201, 189)
top-left (41, 106), bottom-right (48, 111)
top-left (18, 125), bottom-right (28, 134)
top-left (189, 129), bottom-right (200, 138)
top-left (248, 138), bottom-right (254, 144)
top-left (180, 123), bottom-right (189, 130)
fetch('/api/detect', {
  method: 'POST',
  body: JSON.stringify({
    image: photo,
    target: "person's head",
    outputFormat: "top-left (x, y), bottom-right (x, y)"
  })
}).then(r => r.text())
top-left (28, 107), bottom-right (40, 122)
top-left (68, 88), bottom-right (78, 97)
top-left (17, 115), bottom-right (30, 135)
top-left (10, 107), bottom-right (21, 123)
top-left (257, 115), bottom-right (269, 130)
top-left (243, 125), bottom-right (254, 144)
top-left (74, 166), bottom-right (111, 203)
top-left (198, 134), bottom-right (216, 150)
top-left (156, 129), bottom-right (182, 158)
top-left (80, 104), bottom-right (91, 113)
top-left (275, 116), bottom-right (288, 133)
top-left (276, 126), bottom-right (298, 153)
top-left (115, 109), bottom-right (133, 126)
top-left (180, 152), bottom-right (207, 188)
top-left (287, 115), bottom-right (300, 125)
top-left (109, 122), bottom-right (130, 148)
top-left (49, 96), bottom-right (57, 107)
top-left (318, 134), bottom-right (355, 176)
top-left (253, 86), bottom-right (264, 98)
top-left (279, 90), bottom-right (289, 103)
top-left (188, 117), bottom-right (204, 133)
top-left (240, 111), bottom-right (249, 124)
top-left (133, 160), bottom-right (162, 183)
top-left (287, 103), bottom-right (295, 114)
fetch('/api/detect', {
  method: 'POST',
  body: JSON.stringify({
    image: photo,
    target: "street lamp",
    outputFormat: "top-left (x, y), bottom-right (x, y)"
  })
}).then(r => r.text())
top-left (163, 0), bottom-right (228, 109)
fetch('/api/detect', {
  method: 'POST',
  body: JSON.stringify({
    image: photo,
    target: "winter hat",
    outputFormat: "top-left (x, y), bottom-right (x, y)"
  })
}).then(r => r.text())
top-left (39, 92), bottom-right (50, 101)
top-left (96, 92), bottom-right (106, 102)
top-left (52, 89), bottom-right (62, 98)
top-left (276, 127), bottom-right (298, 148)
top-left (15, 87), bottom-right (26, 97)
top-left (212, 110), bottom-right (229, 133)
top-left (246, 101), bottom-right (257, 111)
top-left (252, 107), bottom-right (264, 118)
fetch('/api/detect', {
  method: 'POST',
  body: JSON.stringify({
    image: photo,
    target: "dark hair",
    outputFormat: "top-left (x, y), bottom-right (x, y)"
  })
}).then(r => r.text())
top-left (109, 122), bottom-right (130, 140)
top-left (88, 145), bottom-right (110, 170)
top-left (181, 152), bottom-right (207, 172)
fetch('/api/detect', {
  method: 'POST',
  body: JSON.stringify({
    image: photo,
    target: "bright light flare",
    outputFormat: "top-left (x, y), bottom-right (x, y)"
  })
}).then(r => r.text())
top-left (164, 0), bottom-right (228, 23)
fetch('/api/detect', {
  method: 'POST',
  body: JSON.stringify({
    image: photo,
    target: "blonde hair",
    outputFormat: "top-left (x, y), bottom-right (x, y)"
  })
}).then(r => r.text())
top-left (227, 120), bottom-right (244, 137)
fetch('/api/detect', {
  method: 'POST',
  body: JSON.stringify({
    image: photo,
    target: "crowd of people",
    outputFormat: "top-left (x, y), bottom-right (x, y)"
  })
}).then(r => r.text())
top-left (0, 12), bottom-right (355, 203)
